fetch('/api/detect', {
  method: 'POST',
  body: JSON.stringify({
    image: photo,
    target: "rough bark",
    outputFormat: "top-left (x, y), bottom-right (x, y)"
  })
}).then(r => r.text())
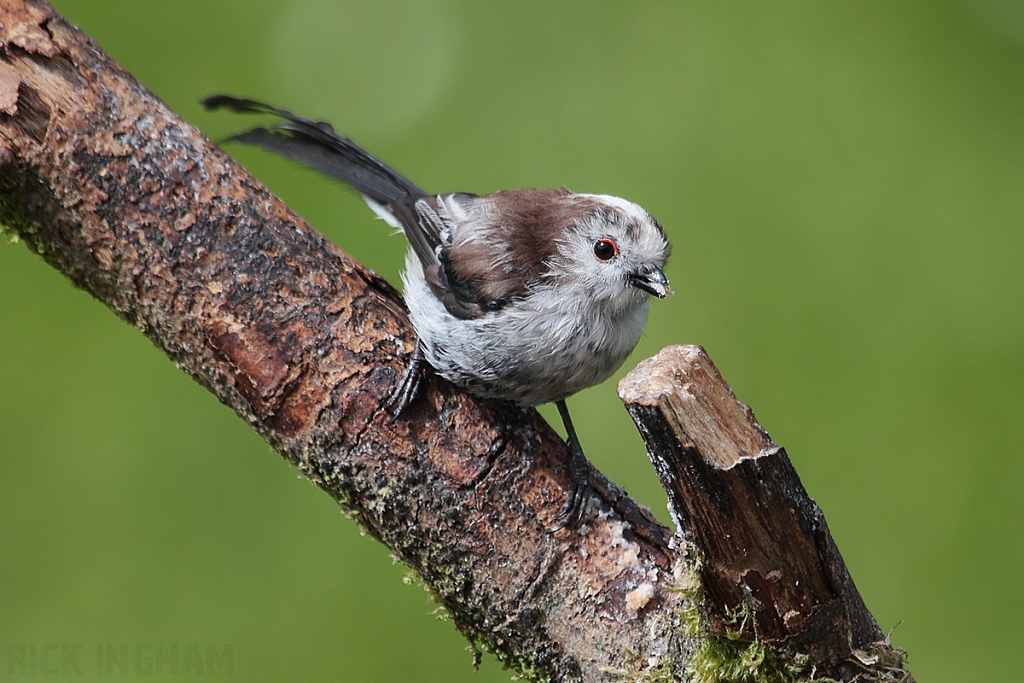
top-left (0, 2), bottom-right (911, 681)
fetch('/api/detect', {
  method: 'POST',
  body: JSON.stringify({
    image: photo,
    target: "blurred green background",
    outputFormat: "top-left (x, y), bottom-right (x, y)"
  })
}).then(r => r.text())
top-left (2, 1), bottom-right (1021, 680)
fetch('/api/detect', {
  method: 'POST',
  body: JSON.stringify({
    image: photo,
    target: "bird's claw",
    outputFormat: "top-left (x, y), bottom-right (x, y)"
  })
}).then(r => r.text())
top-left (384, 342), bottom-right (425, 420)
top-left (550, 437), bottom-right (591, 532)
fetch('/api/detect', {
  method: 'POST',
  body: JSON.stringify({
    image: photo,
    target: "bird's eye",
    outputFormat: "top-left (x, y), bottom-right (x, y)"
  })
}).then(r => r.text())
top-left (593, 239), bottom-right (618, 261)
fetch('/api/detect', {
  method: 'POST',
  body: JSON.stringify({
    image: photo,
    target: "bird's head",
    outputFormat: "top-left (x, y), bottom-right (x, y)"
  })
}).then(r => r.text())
top-left (549, 194), bottom-right (672, 309)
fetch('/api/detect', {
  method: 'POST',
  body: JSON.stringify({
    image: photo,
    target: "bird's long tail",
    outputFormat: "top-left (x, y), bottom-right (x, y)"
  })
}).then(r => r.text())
top-left (202, 95), bottom-right (426, 205)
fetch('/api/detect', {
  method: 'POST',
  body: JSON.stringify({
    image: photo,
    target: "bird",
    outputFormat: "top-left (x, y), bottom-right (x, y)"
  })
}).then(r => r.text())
top-left (203, 95), bottom-right (672, 530)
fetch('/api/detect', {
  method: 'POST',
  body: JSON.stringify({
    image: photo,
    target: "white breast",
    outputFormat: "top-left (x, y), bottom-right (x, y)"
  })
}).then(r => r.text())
top-left (402, 252), bottom-right (650, 407)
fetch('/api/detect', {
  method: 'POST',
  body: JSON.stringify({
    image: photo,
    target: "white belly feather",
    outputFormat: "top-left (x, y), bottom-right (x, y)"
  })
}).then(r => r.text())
top-left (402, 251), bottom-right (649, 407)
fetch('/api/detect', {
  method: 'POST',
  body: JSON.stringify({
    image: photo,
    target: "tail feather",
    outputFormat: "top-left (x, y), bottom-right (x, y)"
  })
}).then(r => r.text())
top-left (202, 95), bottom-right (425, 205)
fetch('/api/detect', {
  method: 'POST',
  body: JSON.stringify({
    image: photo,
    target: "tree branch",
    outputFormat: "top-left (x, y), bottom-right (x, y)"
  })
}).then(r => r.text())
top-left (0, 2), bottom-right (911, 681)
top-left (620, 346), bottom-right (913, 682)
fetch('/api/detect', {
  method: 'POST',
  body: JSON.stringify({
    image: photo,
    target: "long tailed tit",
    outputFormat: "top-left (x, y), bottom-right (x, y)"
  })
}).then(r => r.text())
top-left (203, 96), bottom-right (672, 530)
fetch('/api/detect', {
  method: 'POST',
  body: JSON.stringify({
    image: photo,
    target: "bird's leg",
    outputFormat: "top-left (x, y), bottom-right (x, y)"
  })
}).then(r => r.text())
top-left (551, 399), bottom-right (591, 531)
top-left (384, 340), bottom-right (426, 419)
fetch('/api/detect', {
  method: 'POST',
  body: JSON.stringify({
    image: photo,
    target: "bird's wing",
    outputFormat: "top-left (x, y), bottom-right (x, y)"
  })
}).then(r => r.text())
top-left (390, 193), bottom-right (533, 320)
top-left (405, 190), bottom-right (573, 320)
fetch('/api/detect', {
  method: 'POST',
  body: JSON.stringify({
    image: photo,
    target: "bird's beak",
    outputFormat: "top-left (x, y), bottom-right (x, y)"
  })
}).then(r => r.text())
top-left (629, 268), bottom-right (673, 299)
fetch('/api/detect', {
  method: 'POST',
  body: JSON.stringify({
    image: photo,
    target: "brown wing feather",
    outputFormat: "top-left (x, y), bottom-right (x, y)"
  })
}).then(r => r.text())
top-left (393, 189), bottom-right (599, 320)
top-left (391, 196), bottom-right (490, 320)
top-left (442, 189), bottom-right (591, 315)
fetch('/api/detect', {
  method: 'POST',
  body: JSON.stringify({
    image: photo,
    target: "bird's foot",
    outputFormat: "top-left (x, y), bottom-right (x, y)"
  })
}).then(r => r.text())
top-left (551, 435), bottom-right (591, 532)
top-left (384, 342), bottom-right (425, 419)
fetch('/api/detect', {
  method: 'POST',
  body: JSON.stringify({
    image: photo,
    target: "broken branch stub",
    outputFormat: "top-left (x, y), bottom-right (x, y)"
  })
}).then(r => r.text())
top-left (619, 345), bottom-right (886, 665)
